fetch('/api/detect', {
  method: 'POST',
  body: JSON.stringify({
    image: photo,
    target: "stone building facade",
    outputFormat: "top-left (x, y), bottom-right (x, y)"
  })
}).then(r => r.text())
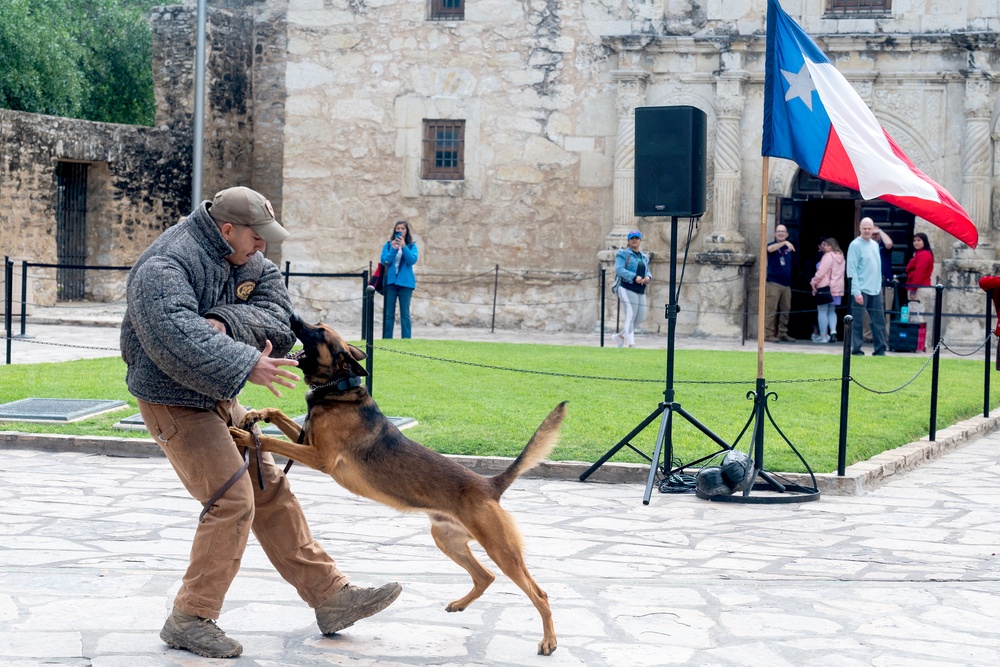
top-left (5, 0), bottom-right (1000, 344)
top-left (249, 0), bottom-right (1000, 342)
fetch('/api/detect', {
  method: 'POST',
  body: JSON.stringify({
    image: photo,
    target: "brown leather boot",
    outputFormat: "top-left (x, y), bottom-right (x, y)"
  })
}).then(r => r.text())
top-left (316, 582), bottom-right (402, 635)
top-left (160, 607), bottom-right (242, 658)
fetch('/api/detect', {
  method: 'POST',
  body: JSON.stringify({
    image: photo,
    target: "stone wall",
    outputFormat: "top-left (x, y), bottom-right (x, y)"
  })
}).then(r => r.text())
top-left (276, 0), bottom-right (620, 332)
top-left (0, 111), bottom-right (190, 306)
top-left (151, 2), bottom-right (288, 261)
top-left (152, 4), bottom-right (254, 201)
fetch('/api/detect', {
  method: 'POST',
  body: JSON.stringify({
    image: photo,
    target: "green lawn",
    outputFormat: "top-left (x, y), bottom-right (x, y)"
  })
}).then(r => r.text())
top-left (1, 339), bottom-right (996, 474)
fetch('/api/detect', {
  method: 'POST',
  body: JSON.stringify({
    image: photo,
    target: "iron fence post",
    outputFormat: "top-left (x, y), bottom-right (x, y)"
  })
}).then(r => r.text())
top-left (838, 314), bottom-right (853, 476)
top-left (365, 286), bottom-right (375, 395)
top-left (381, 263), bottom-right (389, 338)
top-left (929, 284), bottom-right (944, 441)
top-left (19, 260), bottom-right (28, 337)
top-left (361, 265), bottom-right (371, 340)
top-left (4, 257), bottom-right (13, 365)
top-left (986, 288), bottom-right (993, 418)
top-left (491, 264), bottom-right (499, 333)
top-left (600, 267), bottom-right (606, 347)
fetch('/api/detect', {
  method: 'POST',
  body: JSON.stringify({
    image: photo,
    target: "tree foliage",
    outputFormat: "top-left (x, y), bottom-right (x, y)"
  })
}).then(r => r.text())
top-left (0, 0), bottom-right (160, 126)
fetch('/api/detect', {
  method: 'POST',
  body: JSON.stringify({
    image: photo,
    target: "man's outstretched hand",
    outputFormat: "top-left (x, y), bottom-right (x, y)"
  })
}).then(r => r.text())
top-left (248, 340), bottom-right (299, 397)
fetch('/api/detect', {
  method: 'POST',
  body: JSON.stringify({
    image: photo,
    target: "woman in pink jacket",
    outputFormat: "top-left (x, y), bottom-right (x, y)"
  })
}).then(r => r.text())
top-left (810, 238), bottom-right (846, 343)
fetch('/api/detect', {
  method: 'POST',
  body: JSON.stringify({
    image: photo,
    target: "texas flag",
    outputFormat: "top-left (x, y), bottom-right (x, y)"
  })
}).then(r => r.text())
top-left (762, 0), bottom-right (978, 249)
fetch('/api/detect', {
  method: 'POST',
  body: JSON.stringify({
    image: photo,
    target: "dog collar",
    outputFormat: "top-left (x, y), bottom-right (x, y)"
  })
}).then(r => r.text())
top-left (307, 375), bottom-right (363, 399)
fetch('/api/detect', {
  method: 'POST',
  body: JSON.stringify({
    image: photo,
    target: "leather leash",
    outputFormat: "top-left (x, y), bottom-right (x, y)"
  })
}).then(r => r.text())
top-left (200, 446), bottom-right (251, 522)
top-left (199, 422), bottom-right (272, 522)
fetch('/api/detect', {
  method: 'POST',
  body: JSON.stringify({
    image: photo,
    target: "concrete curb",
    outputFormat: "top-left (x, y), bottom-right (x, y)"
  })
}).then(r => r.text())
top-left (3, 407), bottom-right (999, 495)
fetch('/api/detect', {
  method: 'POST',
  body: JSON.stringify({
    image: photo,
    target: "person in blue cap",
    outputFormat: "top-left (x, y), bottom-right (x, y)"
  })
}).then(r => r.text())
top-left (612, 230), bottom-right (651, 348)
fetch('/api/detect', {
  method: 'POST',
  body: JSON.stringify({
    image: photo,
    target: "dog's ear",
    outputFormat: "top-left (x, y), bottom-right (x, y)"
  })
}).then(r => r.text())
top-left (341, 351), bottom-right (369, 377)
top-left (347, 344), bottom-right (367, 362)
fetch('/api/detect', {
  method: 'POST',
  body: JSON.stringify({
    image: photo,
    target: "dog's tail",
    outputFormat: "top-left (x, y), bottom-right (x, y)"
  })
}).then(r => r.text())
top-left (491, 401), bottom-right (567, 497)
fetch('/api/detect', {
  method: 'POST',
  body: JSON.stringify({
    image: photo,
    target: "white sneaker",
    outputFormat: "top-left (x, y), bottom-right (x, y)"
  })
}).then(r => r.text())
top-left (612, 333), bottom-right (624, 348)
top-left (812, 334), bottom-right (829, 344)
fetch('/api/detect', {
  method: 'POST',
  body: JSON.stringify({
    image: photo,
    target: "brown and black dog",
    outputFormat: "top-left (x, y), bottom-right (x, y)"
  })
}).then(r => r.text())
top-left (229, 316), bottom-right (565, 655)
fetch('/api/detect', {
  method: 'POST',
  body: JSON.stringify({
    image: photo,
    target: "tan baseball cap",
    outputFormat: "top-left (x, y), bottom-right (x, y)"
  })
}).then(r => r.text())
top-left (210, 186), bottom-right (289, 243)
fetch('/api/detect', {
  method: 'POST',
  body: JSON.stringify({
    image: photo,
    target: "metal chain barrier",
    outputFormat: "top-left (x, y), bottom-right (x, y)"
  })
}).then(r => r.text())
top-left (373, 345), bottom-right (815, 386)
top-left (418, 270), bottom-right (499, 286)
top-left (848, 340), bottom-right (940, 395)
top-left (940, 332), bottom-right (994, 358)
top-left (0, 335), bottom-right (120, 352)
top-left (770, 376), bottom-right (842, 384)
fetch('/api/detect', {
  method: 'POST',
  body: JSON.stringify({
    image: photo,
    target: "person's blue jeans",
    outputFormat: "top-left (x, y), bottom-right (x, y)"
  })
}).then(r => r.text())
top-left (383, 284), bottom-right (413, 339)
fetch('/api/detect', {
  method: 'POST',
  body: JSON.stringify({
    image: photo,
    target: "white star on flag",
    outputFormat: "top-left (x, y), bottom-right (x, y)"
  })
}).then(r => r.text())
top-left (781, 64), bottom-right (816, 110)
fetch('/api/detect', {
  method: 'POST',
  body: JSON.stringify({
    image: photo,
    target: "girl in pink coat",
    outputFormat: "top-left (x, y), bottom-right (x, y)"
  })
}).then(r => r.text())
top-left (810, 238), bottom-right (846, 343)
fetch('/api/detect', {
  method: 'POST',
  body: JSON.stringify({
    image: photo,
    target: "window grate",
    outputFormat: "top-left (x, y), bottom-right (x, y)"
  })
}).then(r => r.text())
top-left (429, 0), bottom-right (464, 21)
top-left (827, 0), bottom-right (891, 14)
top-left (422, 120), bottom-right (465, 180)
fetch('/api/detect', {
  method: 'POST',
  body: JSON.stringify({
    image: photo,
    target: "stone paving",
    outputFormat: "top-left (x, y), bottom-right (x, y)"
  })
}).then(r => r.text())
top-left (1, 433), bottom-right (1000, 666)
top-left (3, 310), bottom-right (1000, 664)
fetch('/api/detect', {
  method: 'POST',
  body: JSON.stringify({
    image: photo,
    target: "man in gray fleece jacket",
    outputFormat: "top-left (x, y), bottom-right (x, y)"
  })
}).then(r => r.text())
top-left (121, 187), bottom-right (400, 659)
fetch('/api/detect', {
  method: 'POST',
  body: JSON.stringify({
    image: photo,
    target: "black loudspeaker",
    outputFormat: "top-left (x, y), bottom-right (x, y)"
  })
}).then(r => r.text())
top-left (634, 105), bottom-right (707, 218)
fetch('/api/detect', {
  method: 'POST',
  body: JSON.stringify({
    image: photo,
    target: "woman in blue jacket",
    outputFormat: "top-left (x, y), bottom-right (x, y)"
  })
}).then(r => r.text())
top-left (612, 230), bottom-right (651, 347)
top-left (380, 220), bottom-right (419, 338)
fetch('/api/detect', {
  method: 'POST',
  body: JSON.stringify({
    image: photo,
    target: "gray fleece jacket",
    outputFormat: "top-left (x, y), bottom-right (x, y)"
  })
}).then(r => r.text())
top-left (120, 202), bottom-right (296, 409)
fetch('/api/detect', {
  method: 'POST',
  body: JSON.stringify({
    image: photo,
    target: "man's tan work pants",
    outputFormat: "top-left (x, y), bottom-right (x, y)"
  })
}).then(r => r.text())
top-left (138, 398), bottom-right (346, 619)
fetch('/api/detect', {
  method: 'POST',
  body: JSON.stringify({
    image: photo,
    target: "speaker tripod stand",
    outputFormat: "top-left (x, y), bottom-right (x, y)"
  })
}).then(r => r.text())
top-left (579, 215), bottom-right (819, 504)
top-left (579, 216), bottom-right (735, 503)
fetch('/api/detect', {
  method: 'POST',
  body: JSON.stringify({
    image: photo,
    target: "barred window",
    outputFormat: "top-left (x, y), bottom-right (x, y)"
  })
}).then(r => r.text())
top-left (828, 0), bottom-right (890, 14)
top-left (422, 120), bottom-right (465, 180)
top-left (429, 0), bottom-right (464, 21)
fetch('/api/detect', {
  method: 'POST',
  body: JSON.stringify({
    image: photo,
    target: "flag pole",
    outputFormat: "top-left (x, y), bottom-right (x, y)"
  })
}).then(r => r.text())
top-left (758, 156), bottom-right (769, 378)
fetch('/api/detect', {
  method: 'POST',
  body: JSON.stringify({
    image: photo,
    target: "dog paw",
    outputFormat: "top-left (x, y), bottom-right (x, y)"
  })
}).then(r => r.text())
top-left (228, 426), bottom-right (253, 447)
top-left (240, 410), bottom-right (270, 429)
top-left (444, 602), bottom-right (466, 613)
top-left (537, 638), bottom-right (557, 656)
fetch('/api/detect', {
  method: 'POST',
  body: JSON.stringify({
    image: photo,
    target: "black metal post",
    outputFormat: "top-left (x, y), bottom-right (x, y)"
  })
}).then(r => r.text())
top-left (284, 260), bottom-right (291, 289)
top-left (837, 314), bottom-right (854, 476)
top-left (381, 263), bottom-right (389, 339)
top-left (986, 289), bottom-right (993, 418)
top-left (664, 220), bottom-right (678, 406)
top-left (646, 214), bottom-right (680, 504)
top-left (365, 285), bottom-right (375, 395)
top-left (744, 377), bottom-right (769, 496)
top-left (929, 284), bottom-right (943, 441)
top-left (491, 264), bottom-right (499, 333)
top-left (742, 287), bottom-right (749, 347)
top-left (600, 267), bottom-right (606, 347)
top-left (361, 269), bottom-right (370, 340)
top-left (19, 260), bottom-right (28, 337)
top-left (4, 257), bottom-right (13, 365)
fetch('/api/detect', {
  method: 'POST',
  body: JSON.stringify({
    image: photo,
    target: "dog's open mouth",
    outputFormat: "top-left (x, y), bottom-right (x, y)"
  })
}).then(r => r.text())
top-left (287, 349), bottom-right (307, 361)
